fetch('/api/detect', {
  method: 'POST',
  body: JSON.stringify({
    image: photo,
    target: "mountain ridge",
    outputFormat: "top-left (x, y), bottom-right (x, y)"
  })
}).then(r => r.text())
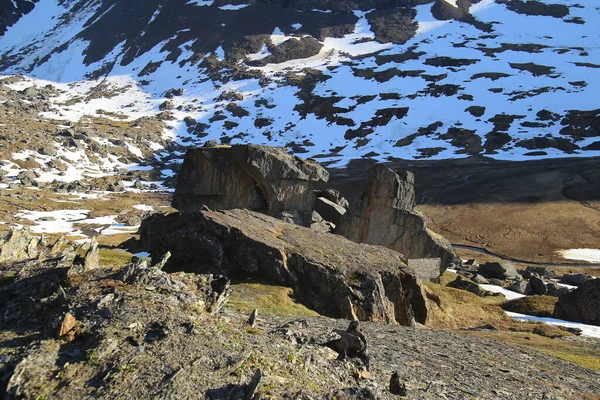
top-left (1, 0), bottom-right (599, 168)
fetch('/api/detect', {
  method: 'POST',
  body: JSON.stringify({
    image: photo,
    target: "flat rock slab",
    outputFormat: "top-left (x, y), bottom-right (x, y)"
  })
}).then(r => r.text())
top-left (140, 209), bottom-right (427, 326)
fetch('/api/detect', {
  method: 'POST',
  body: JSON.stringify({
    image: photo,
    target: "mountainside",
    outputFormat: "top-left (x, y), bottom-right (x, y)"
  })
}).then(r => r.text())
top-left (1, 0), bottom-right (599, 168)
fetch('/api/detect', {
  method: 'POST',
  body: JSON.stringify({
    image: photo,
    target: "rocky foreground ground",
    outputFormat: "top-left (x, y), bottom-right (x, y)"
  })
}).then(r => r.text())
top-left (1, 211), bottom-right (600, 399)
top-left (1, 243), bottom-right (599, 400)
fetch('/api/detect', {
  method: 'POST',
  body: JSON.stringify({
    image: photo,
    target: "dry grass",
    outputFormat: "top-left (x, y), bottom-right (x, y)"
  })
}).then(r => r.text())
top-left (502, 295), bottom-right (558, 317)
top-left (464, 330), bottom-right (600, 373)
top-left (227, 282), bottom-right (320, 317)
top-left (423, 282), bottom-right (510, 329)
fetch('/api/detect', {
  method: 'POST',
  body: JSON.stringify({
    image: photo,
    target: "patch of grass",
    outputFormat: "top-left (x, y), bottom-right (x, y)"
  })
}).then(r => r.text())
top-left (423, 283), bottom-right (510, 329)
top-left (99, 248), bottom-right (134, 267)
top-left (438, 270), bottom-right (459, 286)
top-left (227, 282), bottom-right (319, 317)
top-left (465, 330), bottom-right (600, 373)
top-left (502, 295), bottom-right (558, 317)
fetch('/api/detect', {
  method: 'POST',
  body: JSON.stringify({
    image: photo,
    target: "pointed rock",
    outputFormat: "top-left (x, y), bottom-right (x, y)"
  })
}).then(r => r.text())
top-left (389, 371), bottom-right (407, 396)
top-left (247, 309), bottom-right (258, 327)
top-left (83, 237), bottom-right (99, 270)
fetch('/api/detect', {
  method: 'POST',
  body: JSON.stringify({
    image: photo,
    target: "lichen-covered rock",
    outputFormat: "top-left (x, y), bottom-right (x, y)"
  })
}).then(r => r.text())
top-left (337, 165), bottom-right (454, 275)
top-left (172, 145), bottom-right (329, 226)
top-left (0, 228), bottom-right (38, 262)
top-left (139, 209), bottom-right (427, 326)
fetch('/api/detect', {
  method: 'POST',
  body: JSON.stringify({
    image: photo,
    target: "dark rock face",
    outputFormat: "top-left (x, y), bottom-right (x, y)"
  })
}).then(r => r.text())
top-left (554, 279), bottom-right (600, 326)
top-left (0, 0), bottom-right (37, 36)
top-left (337, 165), bottom-right (454, 275)
top-left (139, 209), bottom-right (428, 326)
top-left (172, 144), bottom-right (329, 225)
top-left (560, 273), bottom-right (592, 286)
top-left (529, 276), bottom-right (547, 295)
top-left (431, 0), bottom-right (469, 20)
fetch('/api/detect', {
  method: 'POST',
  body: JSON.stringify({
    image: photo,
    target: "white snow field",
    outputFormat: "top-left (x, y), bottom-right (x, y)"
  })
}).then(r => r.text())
top-left (0, 0), bottom-right (598, 167)
top-left (558, 249), bottom-right (600, 263)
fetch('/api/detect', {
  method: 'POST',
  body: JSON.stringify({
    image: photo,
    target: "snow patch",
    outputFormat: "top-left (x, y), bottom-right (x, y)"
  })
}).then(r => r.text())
top-left (133, 204), bottom-right (154, 211)
top-left (218, 4), bottom-right (250, 10)
top-left (479, 284), bottom-right (527, 301)
top-left (558, 249), bottom-right (600, 263)
top-left (506, 312), bottom-right (600, 339)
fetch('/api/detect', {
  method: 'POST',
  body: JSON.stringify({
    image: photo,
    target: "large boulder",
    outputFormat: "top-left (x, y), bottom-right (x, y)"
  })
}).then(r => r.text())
top-left (478, 262), bottom-right (519, 281)
top-left (554, 279), bottom-right (600, 326)
top-left (172, 145), bottom-right (329, 225)
top-left (337, 164), bottom-right (454, 277)
top-left (139, 209), bottom-right (428, 326)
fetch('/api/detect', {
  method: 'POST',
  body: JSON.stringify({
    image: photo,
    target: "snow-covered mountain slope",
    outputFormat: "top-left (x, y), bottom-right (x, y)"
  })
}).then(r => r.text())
top-left (1, 0), bottom-right (600, 167)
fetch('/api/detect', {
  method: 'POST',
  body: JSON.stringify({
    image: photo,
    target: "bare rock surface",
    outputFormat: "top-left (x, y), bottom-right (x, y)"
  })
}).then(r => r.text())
top-left (172, 144), bottom-right (329, 225)
top-left (139, 208), bottom-right (427, 326)
top-left (338, 165), bottom-right (455, 276)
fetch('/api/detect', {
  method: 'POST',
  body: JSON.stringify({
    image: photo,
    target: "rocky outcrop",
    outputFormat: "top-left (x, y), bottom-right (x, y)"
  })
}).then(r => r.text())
top-left (554, 279), bottom-right (600, 326)
top-left (172, 144), bottom-right (329, 226)
top-left (139, 209), bottom-right (427, 326)
top-left (337, 165), bottom-right (454, 277)
top-left (0, 228), bottom-right (39, 262)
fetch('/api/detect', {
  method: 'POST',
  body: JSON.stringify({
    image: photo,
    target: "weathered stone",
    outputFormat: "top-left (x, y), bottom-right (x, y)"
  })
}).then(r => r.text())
top-left (83, 237), bottom-right (99, 270)
top-left (172, 145), bottom-right (329, 226)
top-left (39, 145), bottom-right (57, 156)
top-left (407, 258), bottom-right (442, 283)
top-left (478, 262), bottom-right (519, 281)
top-left (472, 274), bottom-right (489, 285)
top-left (337, 164), bottom-right (454, 275)
top-left (140, 209), bottom-right (427, 326)
top-left (17, 170), bottom-right (37, 186)
top-left (57, 312), bottom-right (78, 341)
top-left (0, 228), bottom-right (37, 263)
top-left (315, 188), bottom-right (350, 208)
top-left (526, 266), bottom-right (556, 279)
top-left (119, 255), bottom-right (232, 314)
top-left (509, 280), bottom-right (532, 295)
top-left (314, 196), bottom-right (346, 227)
top-left (554, 279), bottom-right (600, 326)
top-left (323, 321), bottom-right (369, 368)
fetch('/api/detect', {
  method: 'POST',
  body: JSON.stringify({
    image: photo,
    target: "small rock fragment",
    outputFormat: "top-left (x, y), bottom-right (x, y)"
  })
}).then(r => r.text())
top-left (58, 313), bottom-right (78, 341)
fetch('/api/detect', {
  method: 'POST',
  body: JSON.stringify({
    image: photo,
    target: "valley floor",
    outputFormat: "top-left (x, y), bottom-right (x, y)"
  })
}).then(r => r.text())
top-left (329, 156), bottom-right (600, 267)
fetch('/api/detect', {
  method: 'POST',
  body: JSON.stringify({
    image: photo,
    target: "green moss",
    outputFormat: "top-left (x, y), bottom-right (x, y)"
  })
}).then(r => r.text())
top-left (227, 282), bottom-right (319, 317)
